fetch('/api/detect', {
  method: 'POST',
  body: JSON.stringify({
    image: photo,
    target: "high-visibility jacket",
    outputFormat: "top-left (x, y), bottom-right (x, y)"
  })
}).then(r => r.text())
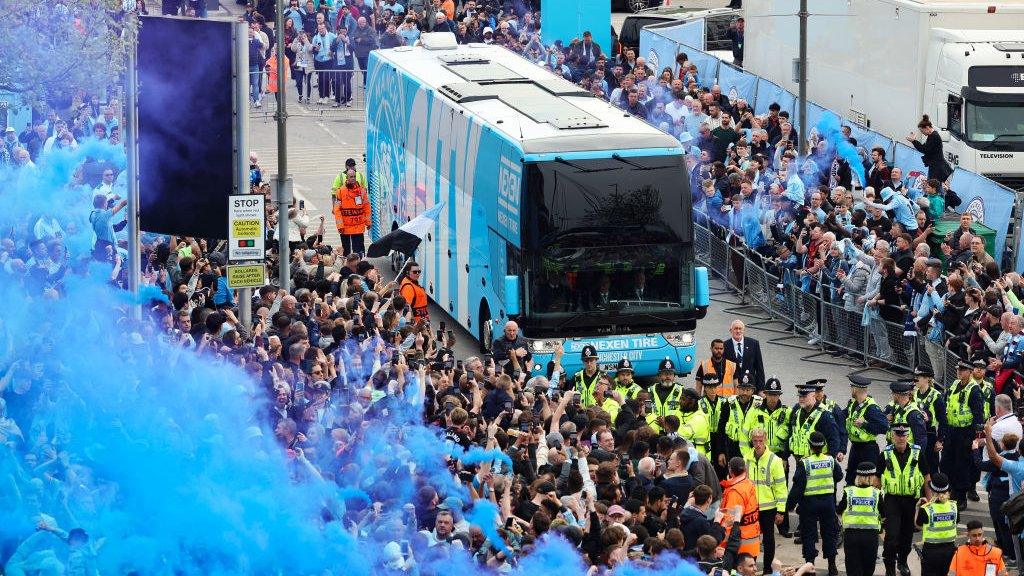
top-left (846, 397), bottom-right (881, 443)
top-left (399, 277), bottom-right (429, 320)
top-left (921, 500), bottom-right (958, 544)
top-left (678, 409), bottom-right (711, 455)
top-left (720, 473), bottom-right (761, 557)
top-left (915, 385), bottom-right (944, 433)
top-left (614, 377), bottom-right (642, 401)
top-left (790, 406), bottom-right (826, 458)
top-left (599, 397), bottom-right (621, 426)
top-left (700, 394), bottom-right (727, 433)
top-left (881, 445), bottom-right (924, 497)
top-left (744, 402), bottom-right (791, 456)
top-left (726, 396), bottom-right (761, 445)
top-left (972, 377), bottom-right (994, 421)
top-left (949, 542), bottom-right (1008, 576)
top-left (332, 183), bottom-right (371, 235)
top-left (746, 449), bottom-right (787, 512)
top-left (842, 486), bottom-right (881, 531)
top-left (886, 400), bottom-right (925, 446)
top-left (332, 168), bottom-right (367, 193)
top-left (700, 357), bottom-right (737, 397)
top-left (803, 454), bottom-right (836, 496)
top-left (947, 380), bottom-right (980, 428)
top-left (646, 386), bottom-right (683, 433)
top-left (574, 369), bottom-right (604, 409)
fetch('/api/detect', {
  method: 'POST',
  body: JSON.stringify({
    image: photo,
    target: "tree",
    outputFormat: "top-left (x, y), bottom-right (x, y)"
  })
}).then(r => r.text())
top-left (0, 0), bottom-right (135, 110)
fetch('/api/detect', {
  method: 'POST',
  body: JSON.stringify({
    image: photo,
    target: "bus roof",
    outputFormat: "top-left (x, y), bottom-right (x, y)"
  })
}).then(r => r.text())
top-left (374, 35), bottom-right (682, 155)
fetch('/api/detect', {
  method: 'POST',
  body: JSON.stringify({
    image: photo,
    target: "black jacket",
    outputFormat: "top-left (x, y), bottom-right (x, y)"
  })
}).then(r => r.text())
top-left (680, 506), bottom-right (726, 559)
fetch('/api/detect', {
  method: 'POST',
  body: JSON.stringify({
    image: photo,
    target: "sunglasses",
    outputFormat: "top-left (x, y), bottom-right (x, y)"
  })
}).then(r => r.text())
top-left (410, 270), bottom-right (421, 274)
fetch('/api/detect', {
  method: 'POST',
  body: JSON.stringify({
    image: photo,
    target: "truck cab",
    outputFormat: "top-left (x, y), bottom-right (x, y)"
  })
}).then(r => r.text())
top-left (926, 29), bottom-right (1024, 190)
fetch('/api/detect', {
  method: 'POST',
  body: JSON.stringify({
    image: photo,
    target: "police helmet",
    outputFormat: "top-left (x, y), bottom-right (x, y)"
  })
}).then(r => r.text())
top-left (581, 345), bottom-right (599, 361)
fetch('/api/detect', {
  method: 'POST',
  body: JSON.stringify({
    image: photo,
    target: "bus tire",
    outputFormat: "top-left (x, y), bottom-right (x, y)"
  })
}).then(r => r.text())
top-left (479, 303), bottom-right (492, 354)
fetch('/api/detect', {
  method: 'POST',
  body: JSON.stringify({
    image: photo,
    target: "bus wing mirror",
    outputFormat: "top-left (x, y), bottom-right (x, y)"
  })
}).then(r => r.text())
top-left (504, 275), bottom-right (520, 316)
top-left (695, 267), bottom-right (709, 308)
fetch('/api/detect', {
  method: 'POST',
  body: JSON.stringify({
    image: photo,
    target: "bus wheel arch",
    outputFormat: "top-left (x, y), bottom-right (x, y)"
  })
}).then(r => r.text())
top-left (479, 300), bottom-right (492, 353)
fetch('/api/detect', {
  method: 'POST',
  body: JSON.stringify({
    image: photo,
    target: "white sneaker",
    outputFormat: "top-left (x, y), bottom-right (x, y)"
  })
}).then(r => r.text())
top-left (332, 101), bottom-right (340, 107)
top-left (807, 335), bottom-right (820, 345)
top-left (344, 101), bottom-right (351, 107)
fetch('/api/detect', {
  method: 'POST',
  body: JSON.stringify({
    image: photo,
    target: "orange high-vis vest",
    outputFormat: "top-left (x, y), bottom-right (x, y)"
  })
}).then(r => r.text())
top-left (400, 276), bottom-right (429, 320)
top-left (333, 183), bottom-right (371, 235)
top-left (949, 542), bottom-right (1007, 576)
top-left (721, 473), bottom-right (762, 557)
top-left (702, 358), bottom-right (737, 397)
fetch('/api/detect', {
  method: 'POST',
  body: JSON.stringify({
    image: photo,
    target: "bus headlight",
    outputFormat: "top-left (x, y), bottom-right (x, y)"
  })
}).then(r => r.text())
top-left (664, 331), bottom-right (695, 347)
top-left (530, 338), bottom-right (564, 353)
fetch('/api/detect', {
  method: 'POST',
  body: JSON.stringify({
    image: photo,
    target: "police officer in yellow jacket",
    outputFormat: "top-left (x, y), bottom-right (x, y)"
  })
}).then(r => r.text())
top-left (646, 357), bottom-right (683, 433)
top-left (677, 388), bottom-right (711, 456)
top-left (727, 372), bottom-right (762, 460)
top-left (916, 472), bottom-right (958, 576)
top-left (699, 373), bottom-right (731, 480)
top-left (573, 345), bottom-right (605, 409)
top-left (613, 357), bottom-right (642, 401)
top-left (879, 421), bottom-right (930, 576)
top-left (838, 462), bottom-right (883, 576)
top-left (746, 426), bottom-right (788, 574)
top-left (941, 360), bottom-right (984, 511)
top-left (748, 377), bottom-right (793, 537)
top-left (786, 431), bottom-right (843, 575)
top-left (843, 374), bottom-right (889, 486)
top-left (913, 364), bottom-right (947, 475)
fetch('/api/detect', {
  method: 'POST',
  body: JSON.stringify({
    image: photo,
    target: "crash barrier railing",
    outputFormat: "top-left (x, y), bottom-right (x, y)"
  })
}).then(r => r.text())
top-left (641, 22), bottom-right (1022, 270)
top-left (694, 217), bottom-right (969, 377)
top-left (247, 70), bottom-right (367, 118)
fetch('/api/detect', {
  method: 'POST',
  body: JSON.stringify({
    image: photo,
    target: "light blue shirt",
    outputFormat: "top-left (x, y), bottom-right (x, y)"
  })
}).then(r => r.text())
top-left (1000, 457), bottom-right (1024, 496)
top-left (312, 31), bottom-right (336, 62)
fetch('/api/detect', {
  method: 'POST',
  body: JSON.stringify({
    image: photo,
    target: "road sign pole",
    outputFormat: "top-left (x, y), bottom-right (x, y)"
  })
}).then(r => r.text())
top-left (234, 20), bottom-right (253, 329)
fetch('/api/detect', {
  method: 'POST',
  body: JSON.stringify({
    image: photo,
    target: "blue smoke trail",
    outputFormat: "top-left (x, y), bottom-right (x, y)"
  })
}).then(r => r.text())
top-left (465, 499), bottom-right (511, 556)
top-left (817, 112), bottom-right (867, 187)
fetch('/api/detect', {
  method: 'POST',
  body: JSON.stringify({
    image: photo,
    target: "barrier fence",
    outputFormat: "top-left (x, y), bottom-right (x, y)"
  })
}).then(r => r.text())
top-left (247, 69), bottom-right (367, 118)
top-left (695, 218), bottom-right (969, 381)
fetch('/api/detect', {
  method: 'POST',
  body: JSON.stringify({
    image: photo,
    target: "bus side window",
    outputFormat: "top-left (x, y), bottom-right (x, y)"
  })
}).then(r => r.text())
top-left (947, 94), bottom-right (963, 136)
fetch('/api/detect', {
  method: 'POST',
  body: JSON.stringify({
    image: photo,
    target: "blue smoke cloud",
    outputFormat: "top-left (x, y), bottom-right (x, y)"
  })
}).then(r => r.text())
top-left (817, 112), bottom-right (866, 187)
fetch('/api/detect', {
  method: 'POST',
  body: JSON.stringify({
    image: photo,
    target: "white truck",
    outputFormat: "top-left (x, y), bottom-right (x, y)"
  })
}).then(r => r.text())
top-left (743, 0), bottom-right (1024, 190)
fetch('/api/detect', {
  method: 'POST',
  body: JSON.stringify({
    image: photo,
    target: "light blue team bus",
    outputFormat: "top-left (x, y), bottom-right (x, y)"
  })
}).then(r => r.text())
top-left (365, 32), bottom-right (709, 377)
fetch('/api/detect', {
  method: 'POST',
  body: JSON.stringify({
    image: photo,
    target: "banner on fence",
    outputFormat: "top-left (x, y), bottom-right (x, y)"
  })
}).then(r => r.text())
top-left (950, 169), bottom-right (1015, 255)
top-left (657, 19), bottom-right (705, 52)
top-left (685, 46), bottom-right (720, 90)
top-left (893, 142), bottom-right (929, 183)
top-left (846, 126), bottom-right (894, 163)
top-left (716, 62), bottom-right (758, 107)
top-left (640, 29), bottom-right (680, 79)
top-left (752, 78), bottom-right (796, 118)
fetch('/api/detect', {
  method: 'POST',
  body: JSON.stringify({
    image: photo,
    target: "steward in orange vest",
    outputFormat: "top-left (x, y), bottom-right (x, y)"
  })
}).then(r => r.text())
top-left (720, 456), bottom-right (762, 558)
top-left (399, 261), bottom-right (429, 321)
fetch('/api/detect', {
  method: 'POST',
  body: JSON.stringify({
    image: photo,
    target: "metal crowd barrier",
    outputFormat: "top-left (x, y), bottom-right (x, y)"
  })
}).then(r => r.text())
top-left (692, 218), bottom-right (967, 376)
top-left (248, 70), bottom-right (367, 119)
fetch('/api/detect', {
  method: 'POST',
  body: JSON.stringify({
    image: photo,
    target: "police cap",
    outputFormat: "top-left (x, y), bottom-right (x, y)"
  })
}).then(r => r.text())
top-left (889, 380), bottom-right (914, 394)
top-left (701, 373), bottom-right (721, 387)
top-left (763, 377), bottom-right (783, 394)
top-left (891, 423), bottom-right (911, 435)
top-left (616, 358), bottom-right (634, 373)
top-left (658, 357), bottom-right (676, 374)
top-left (806, 378), bottom-right (827, 391)
top-left (972, 358), bottom-right (987, 369)
top-left (809, 431), bottom-right (826, 448)
top-left (848, 374), bottom-right (871, 389)
top-left (856, 462), bottom-right (877, 476)
top-left (929, 472), bottom-right (950, 493)
top-left (957, 360), bottom-right (972, 371)
top-left (913, 365), bottom-right (934, 378)
top-left (737, 371), bottom-right (755, 388)
top-left (581, 345), bottom-right (599, 360)
top-left (795, 383), bottom-right (817, 395)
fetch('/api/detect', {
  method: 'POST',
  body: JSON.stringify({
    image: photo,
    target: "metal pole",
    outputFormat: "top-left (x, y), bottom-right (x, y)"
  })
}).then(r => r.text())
top-left (126, 18), bottom-right (141, 321)
top-left (235, 20), bottom-right (253, 329)
top-left (275, 0), bottom-right (290, 291)
top-left (797, 0), bottom-right (808, 156)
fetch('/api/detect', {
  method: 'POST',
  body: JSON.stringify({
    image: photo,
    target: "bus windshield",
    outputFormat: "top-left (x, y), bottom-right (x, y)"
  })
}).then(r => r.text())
top-left (521, 155), bottom-right (693, 329)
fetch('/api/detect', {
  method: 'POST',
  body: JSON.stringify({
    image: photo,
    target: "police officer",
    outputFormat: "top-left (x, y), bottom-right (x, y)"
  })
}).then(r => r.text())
top-left (843, 374), bottom-right (889, 486)
top-left (573, 345), bottom-right (604, 408)
top-left (916, 472), bottom-right (958, 576)
top-left (789, 380), bottom-right (842, 460)
top-left (941, 360), bottom-right (984, 510)
top-left (613, 357), bottom-right (642, 400)
top-left (885, 380), bottom-right (928, 455)
top-left (970, 358), bottom-right (995, 501)
top-left (839, 462), bottom-right (883, 576)
top-left (677, 388), bottom-right (711, 456)
top-left (814, 379), bottom-right (849, 461)
top-left (699, 374), bottom-right (731, 479)
top-left (746, 426), bottom-right (788, 574)
top-left (913, 365), bottom-right (947, 475)
top-left (727, 373), bottom-right (762, 460)
top-left (879, 423), bottom-right (929, 576)
top-left (646, 357), bottom-right (683, 433)
top-left (786, 431), bottom-right (842, 576)
top-left (751, 377), bottom-right (792, 536)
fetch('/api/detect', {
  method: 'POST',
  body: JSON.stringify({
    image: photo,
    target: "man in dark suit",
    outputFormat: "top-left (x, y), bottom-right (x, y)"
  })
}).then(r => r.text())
top-left (722, 319), bottom-right (765, 391)
top-left (570, 30), bottom-right (602, 71)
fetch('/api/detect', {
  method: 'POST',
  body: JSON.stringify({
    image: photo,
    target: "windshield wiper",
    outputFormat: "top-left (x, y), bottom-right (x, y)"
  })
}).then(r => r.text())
top-left (554, 156), bottom-right (615, 173)
top-left (611, 153), bottom-right (675, 171)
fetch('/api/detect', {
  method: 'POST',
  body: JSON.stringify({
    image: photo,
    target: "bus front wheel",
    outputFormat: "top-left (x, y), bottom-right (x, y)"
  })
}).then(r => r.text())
top-left (479, 304), bottom-right (492, 354)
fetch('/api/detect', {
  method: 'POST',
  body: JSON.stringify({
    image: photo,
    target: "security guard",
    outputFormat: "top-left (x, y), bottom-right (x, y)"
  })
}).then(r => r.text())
top-left (573, 345), bottom-right (605, 409)
top-left (789, 380), bottom-right (842, 460)
top-left (646, 357), bottom-right (683, 433)
top-left (913, 365), bottom-right (947, 475)
top-left (879, 423), bottom-right (929, 576)
top-left (727, 374), bottom-right (762, 460)
top-left (916, 472), bottom-right (958, 576)
top-left (838, 462), bottom-right (882, 576)
top-left (746, 426), bottom-right (788, 574)
top-left (815, 380), bottom-right (849, 460)
top-left (843, 374), bottom-right (889, 486)
top-left (885, 380), bottom-right (928, 454)
top-left (970, 358), bottom-right (995, 502)
top-left (699, 374), bottom-right (731, 479)
top-left (750, 377), bottom-right (792, 536)
top-left (940, 360), bottom-right (984, 511)
top-left (677, 388), bottom-right (711, 456)
top-left (613, 357), bottom-right (642, 400)
top-left (786, 431), bottom-right (842, 575)
top-left (695, 338), bottom-right (738, 398)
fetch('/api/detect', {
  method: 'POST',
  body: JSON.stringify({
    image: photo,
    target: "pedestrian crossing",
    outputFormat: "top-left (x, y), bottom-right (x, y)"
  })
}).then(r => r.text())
top-left (251, 145), bottom-right (365, 178)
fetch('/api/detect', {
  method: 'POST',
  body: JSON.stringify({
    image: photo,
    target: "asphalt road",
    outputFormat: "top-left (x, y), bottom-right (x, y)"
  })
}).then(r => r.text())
top-left (234, 2), bottom-right (1006, 572)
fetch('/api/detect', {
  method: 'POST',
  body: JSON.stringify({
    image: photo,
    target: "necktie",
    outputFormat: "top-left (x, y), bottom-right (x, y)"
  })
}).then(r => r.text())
top-left (737, 341), bottom-right (743, 364)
